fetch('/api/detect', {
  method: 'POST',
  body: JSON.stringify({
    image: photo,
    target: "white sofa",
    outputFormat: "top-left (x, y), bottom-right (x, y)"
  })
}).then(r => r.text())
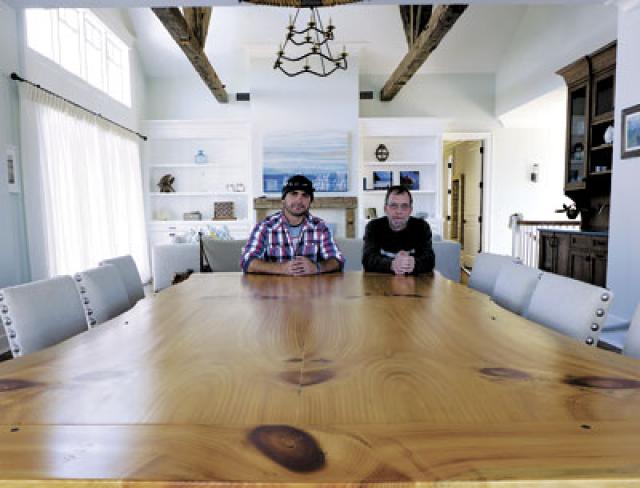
top-left (152, 237), bottom-right (461, 292)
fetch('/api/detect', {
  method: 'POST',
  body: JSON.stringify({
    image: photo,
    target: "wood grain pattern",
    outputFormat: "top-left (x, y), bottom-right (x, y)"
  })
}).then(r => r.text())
top-left (1, 272), bottom-right (640, 486)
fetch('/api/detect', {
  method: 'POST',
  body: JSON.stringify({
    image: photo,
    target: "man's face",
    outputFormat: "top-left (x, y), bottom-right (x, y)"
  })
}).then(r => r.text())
top-left (384, 191), bottom-right (412, 231)
top-left (283, 190), bottom-right (312, 218)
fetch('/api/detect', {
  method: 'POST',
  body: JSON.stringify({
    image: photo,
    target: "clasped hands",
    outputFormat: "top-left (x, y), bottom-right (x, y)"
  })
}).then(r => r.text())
top-left (280, 256), bottom-right (319, 276)
top-left (391, 250), bottom-right (415, 275)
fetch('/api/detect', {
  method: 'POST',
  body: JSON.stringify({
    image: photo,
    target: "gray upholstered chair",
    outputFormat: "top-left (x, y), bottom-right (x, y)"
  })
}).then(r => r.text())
top-left (152, 243), bottom-right (200, 292)
top-left (335, 238), bottom-right (363, 272)
top-left (491, 262), bottom-right (542, 315)
top-left (433, 238), bottom-right (461, 282)
top-left (99, 255), bottom-right (145, 305)
top-left (523, 272), bottom-right (613, 347)
top-left (623, 305), bottom-right (640, 359)
top-left (468, 252), bottom-right (521, 296)
top-left (201, 238), bottom-right (244, 272)
top-left (0, 276), bottom-right (88, 357)
top-left (74, 265), bottom-right (131, 327)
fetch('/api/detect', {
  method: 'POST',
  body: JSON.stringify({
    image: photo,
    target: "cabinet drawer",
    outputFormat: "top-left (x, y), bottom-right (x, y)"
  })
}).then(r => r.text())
top-left (570, 235), bottom-right (608, 250)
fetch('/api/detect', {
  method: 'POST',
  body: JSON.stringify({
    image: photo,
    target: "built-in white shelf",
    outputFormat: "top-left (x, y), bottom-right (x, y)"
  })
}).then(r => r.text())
top-left (150, 164), bottom-right (214, 168)
top-left (150, 192), bottom-right (247, 197)
top-left (150, 219), bottom-right (249, 225)
top-left (362, 190), bottom-right (436, 195)
top-left (364, 161), bottom-right (437, 166)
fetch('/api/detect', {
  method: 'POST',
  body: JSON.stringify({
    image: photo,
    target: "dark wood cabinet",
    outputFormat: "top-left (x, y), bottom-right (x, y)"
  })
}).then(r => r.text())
top-left (556, 41), bottom-right (615, 232)
top-left (539, 230), bottom-right (607, 287)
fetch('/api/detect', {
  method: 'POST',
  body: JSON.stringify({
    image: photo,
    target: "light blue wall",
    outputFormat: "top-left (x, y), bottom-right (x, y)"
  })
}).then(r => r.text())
top-left (0, 1), bottom-right (29, 287)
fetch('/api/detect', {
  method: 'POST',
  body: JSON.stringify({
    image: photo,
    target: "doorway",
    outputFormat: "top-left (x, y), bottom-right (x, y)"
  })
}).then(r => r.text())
top-left (443, 137), bottom-right (488, 269)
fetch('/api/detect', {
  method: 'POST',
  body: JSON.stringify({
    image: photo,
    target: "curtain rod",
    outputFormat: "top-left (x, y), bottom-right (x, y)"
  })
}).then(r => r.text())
top-left (10, 72), bottom-right (147, 141)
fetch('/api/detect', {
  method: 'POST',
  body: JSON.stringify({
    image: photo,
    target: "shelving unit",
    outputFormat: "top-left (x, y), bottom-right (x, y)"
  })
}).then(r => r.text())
top-left (358, 118), bottom-right (444, 237)
top-left (143, 120), bottom-right (253, 246)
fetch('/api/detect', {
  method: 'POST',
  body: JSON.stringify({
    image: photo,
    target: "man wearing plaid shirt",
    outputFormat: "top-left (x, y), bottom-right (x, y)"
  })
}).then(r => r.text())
top-left (241, 175), bottom-right (344, 275)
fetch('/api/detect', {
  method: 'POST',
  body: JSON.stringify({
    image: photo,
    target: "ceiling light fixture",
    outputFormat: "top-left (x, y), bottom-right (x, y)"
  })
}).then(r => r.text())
top-left (274, 8), bottom-right (347, 78)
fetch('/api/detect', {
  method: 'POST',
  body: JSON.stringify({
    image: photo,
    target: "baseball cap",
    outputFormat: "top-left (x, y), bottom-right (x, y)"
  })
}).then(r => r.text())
top-left (281, 174), bottom-right (315, 201)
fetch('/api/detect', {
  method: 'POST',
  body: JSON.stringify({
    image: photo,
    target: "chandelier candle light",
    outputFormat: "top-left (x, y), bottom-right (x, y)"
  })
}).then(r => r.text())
top-left (274, 8), bottom-right (347, 77)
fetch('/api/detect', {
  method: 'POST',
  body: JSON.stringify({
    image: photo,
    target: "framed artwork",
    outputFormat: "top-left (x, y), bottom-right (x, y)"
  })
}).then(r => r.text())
top-left (6, 145), bottom-right (19, 193)
top-left (263, 131), bottom-right (349, 192)
top-left (399, 170), bottom-right (419, 190)
top-left (622, 103), bottom-right (640, 159)
top-left (372, 170), bottom-right (392, 190)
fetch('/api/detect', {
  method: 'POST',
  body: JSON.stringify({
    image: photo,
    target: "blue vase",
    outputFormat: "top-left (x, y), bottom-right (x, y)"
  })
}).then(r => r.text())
top-left (195, 150), bottom-right (208, 165)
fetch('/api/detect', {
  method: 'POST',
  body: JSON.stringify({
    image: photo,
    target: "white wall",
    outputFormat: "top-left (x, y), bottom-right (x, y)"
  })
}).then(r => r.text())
top-left (495, 4), bottom-right (617, 117)
top-left (606, 2), bottom-right (640, 319)
top-left (18, 8), bottom-right (149, 280)
top-left (359, 74), bottom-right (499, 132)
top-left (0, 1), bottom-right (29, 287)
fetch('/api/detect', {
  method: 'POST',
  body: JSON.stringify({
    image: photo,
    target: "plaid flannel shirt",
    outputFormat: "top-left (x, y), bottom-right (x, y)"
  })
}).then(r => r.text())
top-left (240, 211), bottom-right (345, 272)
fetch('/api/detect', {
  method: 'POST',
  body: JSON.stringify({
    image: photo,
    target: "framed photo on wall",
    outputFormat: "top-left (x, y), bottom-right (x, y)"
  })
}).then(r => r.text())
top-left (372, 170), bottom-right (392, 190)
top-left (399, 170), bottom-right (420, 190)
top-left (622, 103), bottom-right (640, 159)
top-left (6, 145), bottom-right (19, 193)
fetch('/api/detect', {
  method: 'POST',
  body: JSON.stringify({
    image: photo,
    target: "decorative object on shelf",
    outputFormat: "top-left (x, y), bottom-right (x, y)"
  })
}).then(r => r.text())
top-left (5, 145), bottom-right (19, 193)
top-left (372, 170), bottom-right (392, 190)
top-left (157, 174), bottom-right (175, 193)
top-left (235, 183), bottom-right (245, 192)
top-left (195, 149), bottom-right (208, 165)
top-left (226, 183), bottom-right (235, 192)
top-left (183, 211), bottom-right (202, 221)
top-left (263, 131), bottom-right (348, 192)
top-left (375, 144), bottom-right (389, 162)
top-left (214, 201), bottom-right (236, 220)
top-left (399, 170), bottom-right (420, 190)
top-left (571, 142), bottom-right (584, 161)
top-left (555, 203), bottom-right (580, 220)
top-left (603, 125), bottom-right (614, 144)
top-left (274, 8), bottom-right (347, 78)
top-left (622, 103), bottom-right (640, 160)
top-left (365, 207), bottom-right (377, 220)
top-left (153, 210), bottom-right (171, 221)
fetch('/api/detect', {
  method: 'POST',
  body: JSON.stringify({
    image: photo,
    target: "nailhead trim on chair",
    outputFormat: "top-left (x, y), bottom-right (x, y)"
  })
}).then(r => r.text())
top-left (74, 274), bottom-right (98, 329)
top-left (1, 301), bottom-right (23, 357)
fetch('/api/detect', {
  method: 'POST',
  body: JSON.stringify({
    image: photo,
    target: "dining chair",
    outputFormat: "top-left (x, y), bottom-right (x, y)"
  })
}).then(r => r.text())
top-left (99, 255), bottom-right (145, 305)
top-left (0, 276), bottom-right (88, 357)
top-left (468, 253), bottom-right (521, 296)
top-left (74, 265), bottom-right (131, 327)
top-left (335, 238), bottom-right (363, 272)
top-left (201, 238), bottom-right (244, 272)
top-left (523, 272), bottom-right (613, 346)
top-left (491, 262), bottom-right (543, 315)
top-left (622, 305), bottom-right (640, 359)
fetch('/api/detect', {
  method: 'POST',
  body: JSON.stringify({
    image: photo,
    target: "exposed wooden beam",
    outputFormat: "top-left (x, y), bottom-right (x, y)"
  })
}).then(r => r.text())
top-left (381, 4), bottom-right (467, 102)
top-left (399, 5), bottom-right (432, 49)
top-left (183, 7), bottom-right (212, 48)
top-left (152, 7), bottom-right (228, 104)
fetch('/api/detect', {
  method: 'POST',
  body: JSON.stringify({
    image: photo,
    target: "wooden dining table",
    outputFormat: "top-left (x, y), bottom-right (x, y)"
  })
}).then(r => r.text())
top-left (1, 271), bottom-right (640, 486)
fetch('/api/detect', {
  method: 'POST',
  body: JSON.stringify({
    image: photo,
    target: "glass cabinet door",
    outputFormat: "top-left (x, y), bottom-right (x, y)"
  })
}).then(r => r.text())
top-left (566, 85), bottom-right (587, 189)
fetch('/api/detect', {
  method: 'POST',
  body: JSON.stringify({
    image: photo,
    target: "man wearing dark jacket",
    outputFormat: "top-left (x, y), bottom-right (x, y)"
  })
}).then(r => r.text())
top-left (362, 185), bottom-right (435, 275)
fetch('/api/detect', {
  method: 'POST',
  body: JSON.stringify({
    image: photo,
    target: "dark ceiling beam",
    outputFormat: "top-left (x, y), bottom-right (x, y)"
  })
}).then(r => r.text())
top-left (183, 7), bottom-right (212, 48)
top-left (381, 4), bottom-right (468, 102)
top-left (152, 7), bottom-right (228, 104)
top-left (399, 5), bottom-right (433, 49)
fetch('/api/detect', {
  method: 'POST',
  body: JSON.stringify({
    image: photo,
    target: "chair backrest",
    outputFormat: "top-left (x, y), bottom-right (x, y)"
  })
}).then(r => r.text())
top-left (433, 239), bottom-right (461, 282)
top-left (623, 305), bottom-right (640, 359)
top-left (74, 265), bottom-right (131, 327)
top-left (468, 253), bottom-right (521, 296)
top-left (524, 272), bottom-right (613, 346)
top-left (0, 276), bottom-right (88, 357)
top-left (492, 262), bottom-right (542, 315)
top-left (99, 255), bottom-right (145, 305)
top-left (201, 238), bottom-right (244, 272)
top-left (335, 238), bottom-right (363, 272)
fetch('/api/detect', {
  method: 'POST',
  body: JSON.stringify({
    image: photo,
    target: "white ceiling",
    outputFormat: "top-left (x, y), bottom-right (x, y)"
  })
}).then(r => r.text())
top-left (127, 4), bottom-right (529, 80)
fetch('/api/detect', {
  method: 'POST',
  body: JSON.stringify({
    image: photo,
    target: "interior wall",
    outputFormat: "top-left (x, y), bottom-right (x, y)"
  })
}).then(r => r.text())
top-left (607, 2), bottom-right (640, 319)
top-left (18, 8), bottom-right (149, 280)
top-left (0, 1), bottom-right (29, 287)
top-left (359, 74), bottom-right (499, 133)
top-left (495, 4), bottom-right (617, 117)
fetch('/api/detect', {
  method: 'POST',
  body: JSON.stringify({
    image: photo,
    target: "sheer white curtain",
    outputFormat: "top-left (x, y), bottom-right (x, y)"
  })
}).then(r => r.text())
top-left (21, 84), bottom-right (149, 281)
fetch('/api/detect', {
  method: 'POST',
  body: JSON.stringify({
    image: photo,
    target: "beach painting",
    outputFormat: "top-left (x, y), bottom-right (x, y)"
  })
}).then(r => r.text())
top-left (263, 131), bottom-right (349, 192)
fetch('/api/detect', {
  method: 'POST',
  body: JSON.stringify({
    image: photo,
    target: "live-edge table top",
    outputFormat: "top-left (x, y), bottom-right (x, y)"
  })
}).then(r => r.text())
top-left (1, 272), bottom-right (640, 487)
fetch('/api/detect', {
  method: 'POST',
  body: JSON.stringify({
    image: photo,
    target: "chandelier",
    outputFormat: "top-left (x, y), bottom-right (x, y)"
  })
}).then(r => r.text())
top-left (274, 8), bottom-right (348, 77)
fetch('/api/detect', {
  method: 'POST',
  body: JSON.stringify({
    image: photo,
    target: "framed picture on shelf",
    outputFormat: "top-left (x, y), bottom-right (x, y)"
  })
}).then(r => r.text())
top-left (399, 170), bottom-right (419, 190)
top-left (372, 170), bottom-right (392, 189)
top-left (6, 145), bottom-right (19, 193)
top-left (622, 103), bottom-right (640, 159)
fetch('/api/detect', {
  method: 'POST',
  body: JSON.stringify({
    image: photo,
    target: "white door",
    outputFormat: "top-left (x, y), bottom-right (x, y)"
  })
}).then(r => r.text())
top-left (458, 141), bottom-right (483, 268)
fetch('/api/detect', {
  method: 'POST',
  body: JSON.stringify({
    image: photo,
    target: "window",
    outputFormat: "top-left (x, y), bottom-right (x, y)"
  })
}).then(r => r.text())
top-left (26, 8), bottom-right (131, 107)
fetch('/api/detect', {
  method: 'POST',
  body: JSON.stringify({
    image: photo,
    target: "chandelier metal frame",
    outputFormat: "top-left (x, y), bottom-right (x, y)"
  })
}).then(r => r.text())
top-left (274, 7), bottom-right (348, 78)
